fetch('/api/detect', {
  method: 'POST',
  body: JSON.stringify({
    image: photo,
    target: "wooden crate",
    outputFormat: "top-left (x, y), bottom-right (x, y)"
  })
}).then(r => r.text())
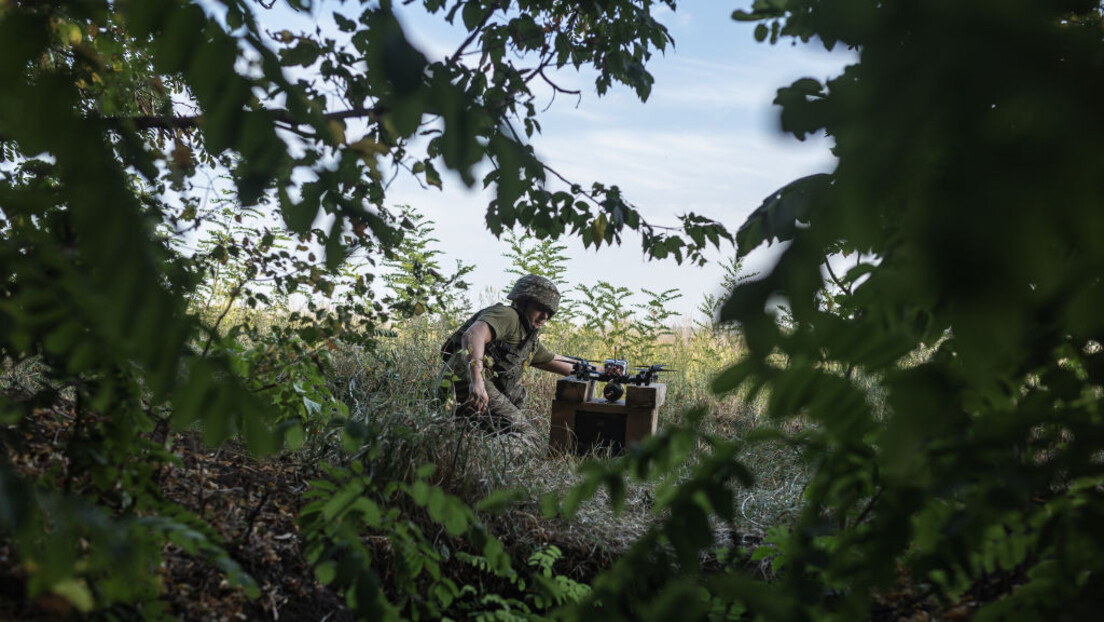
top-left (549, 378), bottom-right (665, 455)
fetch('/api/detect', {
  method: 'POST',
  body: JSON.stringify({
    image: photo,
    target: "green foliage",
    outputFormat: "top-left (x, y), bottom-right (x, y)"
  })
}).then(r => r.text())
top-left (451, 544), bottom-right (591, 619)
top-left (224, 330), bottom-right (349, 452)
top-left (567, 282), bottom-right (681, 364)
top-left (538, 408), bottom-right (761, 620)
top-left (722, 1), bottom-right (1104, 617)
top-left (0, 439), bottom-right (258, 617)
top-left (500, 231), bottom-right (578, 325)
top-left (20, 0), bottom-right (1100, 618)
top-left (0, 475), bottom-right (163, 615)
top-left (630, 287), bottom-right (682, 363)
top-left (501, 231), bottom-right (572, 287)
top-left (382, 205), bottom-right (474, 322)
top-left (184, 193), bottom-right (371, 452)
top-left (696, 256), bottom-right (751, 333)
top-left (525, 545), bottom-right (591, 610)
top-left (0, 0), bottom-right (730, 615)
top-left (299, 458), bottom-right (512, 621)
top-left (576, 281), bottom-right (635, 354)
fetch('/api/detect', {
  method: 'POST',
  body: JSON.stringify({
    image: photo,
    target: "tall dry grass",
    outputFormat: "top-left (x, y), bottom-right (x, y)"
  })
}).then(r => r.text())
top-left (322, 314), bottom-right (815, 560)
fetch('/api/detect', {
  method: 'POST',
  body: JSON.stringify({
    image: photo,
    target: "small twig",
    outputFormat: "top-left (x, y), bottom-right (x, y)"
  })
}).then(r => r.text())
top-left (851, 486), bottom-right (883, 528)
top-left (238, 488), bottom-right (271, 544)
top-left (446, 2), bottom-right (505, 66)
top-left (537, 66), bottom-right (581, 96)
top-left (200, 285), bottom-right (241, 357)
top-left (823, 256), bottom-right (852, 297)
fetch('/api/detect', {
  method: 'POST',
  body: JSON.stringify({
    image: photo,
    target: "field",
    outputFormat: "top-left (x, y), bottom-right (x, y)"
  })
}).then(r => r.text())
top-left (329, 312), bottom-right (811, 536)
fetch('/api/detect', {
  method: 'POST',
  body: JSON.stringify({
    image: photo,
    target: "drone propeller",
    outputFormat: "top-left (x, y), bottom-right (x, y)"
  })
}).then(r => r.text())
top-left (631, 364), bottom-right (677, 372)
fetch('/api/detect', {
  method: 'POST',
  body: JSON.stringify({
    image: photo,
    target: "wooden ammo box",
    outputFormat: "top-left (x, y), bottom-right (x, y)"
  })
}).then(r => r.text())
top-left (548, 377), bottom-right (665, 455)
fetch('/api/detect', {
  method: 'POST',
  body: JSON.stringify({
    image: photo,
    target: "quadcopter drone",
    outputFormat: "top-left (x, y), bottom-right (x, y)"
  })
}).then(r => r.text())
top-left (556, 355), bottom-right (675, 402)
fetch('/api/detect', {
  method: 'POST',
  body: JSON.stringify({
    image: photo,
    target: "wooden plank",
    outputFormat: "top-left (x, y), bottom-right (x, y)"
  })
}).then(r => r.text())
top-left (548, 400), bottom-right (578, 454)
top-left (625, 383), bottom-right (666, 408)
top-left (555, 378), bottom-right (594, 402)
top-left (623, 407), bottom-right (658, 446)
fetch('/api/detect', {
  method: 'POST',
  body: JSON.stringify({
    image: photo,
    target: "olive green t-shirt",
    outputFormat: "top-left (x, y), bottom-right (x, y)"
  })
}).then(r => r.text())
top-left (477, 304), bottom-right (554, 366)
top-left (444, 304), bottom-right (553, 394)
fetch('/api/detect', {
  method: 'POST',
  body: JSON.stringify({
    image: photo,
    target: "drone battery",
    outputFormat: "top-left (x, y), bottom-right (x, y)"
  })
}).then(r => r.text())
top-left (548, 378), bottom-right (665, 456)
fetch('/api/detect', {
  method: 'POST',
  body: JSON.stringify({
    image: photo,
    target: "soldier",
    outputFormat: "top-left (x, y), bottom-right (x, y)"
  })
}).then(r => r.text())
top-left (438, 274), bottom-right (575, 441)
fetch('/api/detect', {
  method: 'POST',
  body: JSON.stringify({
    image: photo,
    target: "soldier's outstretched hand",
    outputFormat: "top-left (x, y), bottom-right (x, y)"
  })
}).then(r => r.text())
top-left (466, 381), bottom-right (489, 413)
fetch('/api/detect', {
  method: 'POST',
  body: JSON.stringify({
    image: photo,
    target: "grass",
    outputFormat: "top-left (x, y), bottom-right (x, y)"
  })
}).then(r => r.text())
top-left (321, 313), bottom-right (817, 569)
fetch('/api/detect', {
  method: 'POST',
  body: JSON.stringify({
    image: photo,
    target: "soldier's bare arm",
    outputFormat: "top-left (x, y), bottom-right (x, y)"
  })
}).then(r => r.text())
top-left (533, 357), bottom-right (574, 376)
top-left (461, 321), bottom-right (493, 412)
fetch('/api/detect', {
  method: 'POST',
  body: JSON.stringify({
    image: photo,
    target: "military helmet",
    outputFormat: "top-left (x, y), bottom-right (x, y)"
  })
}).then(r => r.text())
top-left (507, 274), bottom-right (560, 314)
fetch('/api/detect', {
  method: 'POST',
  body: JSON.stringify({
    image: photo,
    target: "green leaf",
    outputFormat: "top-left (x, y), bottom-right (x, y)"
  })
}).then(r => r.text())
top-left (316, 560), bottom-right (338, 586)
top-left (462, 1), bottom-right (486, 30)
top-left (284, 421), bottom-right (306, 451)
top-left (735, 173), bottom-right (830, 258)
top-left (411, 480), bottom-right (430, 505)
top-left (322, 481), bottom-right (365, 520)
top-left (325, 215), bottom-right (347, 271)
top-left (333, 12), bottom-right (356, 32)
top-left (476, 488), bottom-right (527, 514)
top-left (442, 500), bottom-right (469, 536)
top-left (280, 39), bottom-right (321, 67)
top-left (350, 498), bottom-right (383, 526)
top-left (50, 579), bottom-right (95, 613)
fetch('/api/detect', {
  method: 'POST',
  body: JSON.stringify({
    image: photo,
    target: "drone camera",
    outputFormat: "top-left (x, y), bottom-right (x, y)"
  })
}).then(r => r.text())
top-left (602, 359), bottom-right (628, 377)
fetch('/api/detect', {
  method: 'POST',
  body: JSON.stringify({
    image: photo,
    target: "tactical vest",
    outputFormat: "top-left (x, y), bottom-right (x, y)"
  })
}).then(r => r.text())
top-left (440, 304), bottom-right (541, 406)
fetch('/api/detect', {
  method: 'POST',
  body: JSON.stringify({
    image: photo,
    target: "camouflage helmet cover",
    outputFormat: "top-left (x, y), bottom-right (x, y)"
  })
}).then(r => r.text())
top-left (507, 274), bottom-right (560, 313)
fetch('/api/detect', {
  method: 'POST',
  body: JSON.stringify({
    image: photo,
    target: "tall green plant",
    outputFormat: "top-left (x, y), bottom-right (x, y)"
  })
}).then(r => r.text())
top-left (0, 157), bottom-right (271, 613)
top-left (501, 230), bottom-right (578, 326)
top-left (381, 205), bottom-right (474, 322)
top-left (695, 255), bottom-right (748, 333)
top-left (574, 281), bottom-right (634, 358)
top-left (629, 287), bottom-right (682, 363)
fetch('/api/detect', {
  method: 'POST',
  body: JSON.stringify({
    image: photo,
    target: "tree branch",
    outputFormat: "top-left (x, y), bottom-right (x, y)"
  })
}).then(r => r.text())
top-left (823, 255), bottom-right (852, 297)
top-left (447, 1), bottom-right (505, 66)
top-left (0, 106), bottom-right (387, 141)
top-left (536, 158), bottom-right (680, 233)
top-left (537, 66), bottom-right (581, 96)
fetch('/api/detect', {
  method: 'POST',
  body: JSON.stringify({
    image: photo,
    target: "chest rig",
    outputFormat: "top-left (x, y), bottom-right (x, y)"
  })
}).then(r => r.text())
top-left (441, 304), bottom-right (541, 406)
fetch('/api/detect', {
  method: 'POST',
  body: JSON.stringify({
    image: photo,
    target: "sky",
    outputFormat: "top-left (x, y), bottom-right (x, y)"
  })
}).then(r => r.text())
top-left (264, 1), bottom-right (856, 320)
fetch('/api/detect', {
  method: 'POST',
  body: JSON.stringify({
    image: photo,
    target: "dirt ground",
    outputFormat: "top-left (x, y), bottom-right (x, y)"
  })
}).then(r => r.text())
top-left (1, 401), bottom-right (1004, 621)
top-left (0, 399), bottom-right (352, 621)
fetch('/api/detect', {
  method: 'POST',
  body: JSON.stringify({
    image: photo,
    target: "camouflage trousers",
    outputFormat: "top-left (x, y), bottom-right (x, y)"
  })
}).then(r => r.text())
top-left (454, 382), bottom-right (540, 445)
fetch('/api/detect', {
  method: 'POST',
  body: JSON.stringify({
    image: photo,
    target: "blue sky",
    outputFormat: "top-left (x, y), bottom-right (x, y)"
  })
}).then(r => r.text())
top-left (265, 1), bottom-right (856, 319)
